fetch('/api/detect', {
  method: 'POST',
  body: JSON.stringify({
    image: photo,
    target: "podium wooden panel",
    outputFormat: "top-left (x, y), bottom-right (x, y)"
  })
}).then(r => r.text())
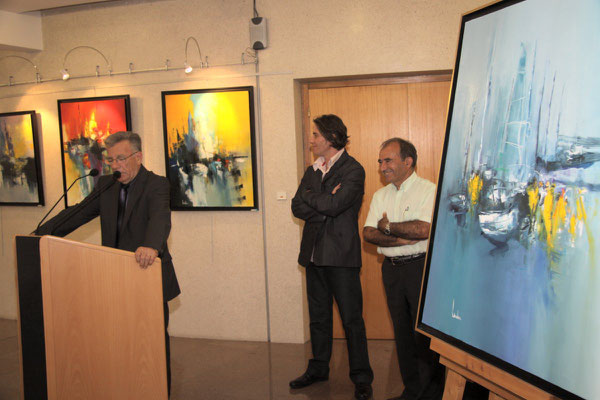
top-left (15, 235), bottom-right (167, 400)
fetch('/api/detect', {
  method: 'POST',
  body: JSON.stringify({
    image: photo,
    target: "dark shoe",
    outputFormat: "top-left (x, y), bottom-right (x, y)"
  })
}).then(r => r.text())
top-left (289, 371), bottom-right (328, 389)
top-left (355, 383), bottom-right (373, 400)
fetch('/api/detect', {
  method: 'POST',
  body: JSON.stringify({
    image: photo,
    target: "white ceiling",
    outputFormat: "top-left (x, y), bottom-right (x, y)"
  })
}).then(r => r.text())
top-left (0, 0), bottom-right (116, 13)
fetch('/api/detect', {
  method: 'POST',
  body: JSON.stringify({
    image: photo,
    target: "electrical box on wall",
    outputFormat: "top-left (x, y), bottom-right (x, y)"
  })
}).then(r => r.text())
top-left (250, 17), bottom-right (268, 50)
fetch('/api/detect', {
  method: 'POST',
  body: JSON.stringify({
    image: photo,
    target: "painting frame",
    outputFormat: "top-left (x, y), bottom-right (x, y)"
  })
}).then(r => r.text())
top-left (161, 86), bottom-right (259, 211)
top-left (0, 110), bottom-right (45, 206)
top-left (417, 0), bottom-right (596, 399)
top-left (57, 95), bottom-right (131, 207)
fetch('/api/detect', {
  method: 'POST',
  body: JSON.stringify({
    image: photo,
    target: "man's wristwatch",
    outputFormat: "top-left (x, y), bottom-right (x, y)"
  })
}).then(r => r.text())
top-left (384, 222), bottom-right (391, 236)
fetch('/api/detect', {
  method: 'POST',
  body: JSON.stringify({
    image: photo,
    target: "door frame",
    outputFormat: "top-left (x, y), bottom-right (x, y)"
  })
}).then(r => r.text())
top-left (299, 70), bottom-right (452, 167)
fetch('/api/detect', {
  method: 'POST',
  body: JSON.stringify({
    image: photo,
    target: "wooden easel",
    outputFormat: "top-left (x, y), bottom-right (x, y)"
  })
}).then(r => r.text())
top-left (429, 338), bottom-right (560, 400)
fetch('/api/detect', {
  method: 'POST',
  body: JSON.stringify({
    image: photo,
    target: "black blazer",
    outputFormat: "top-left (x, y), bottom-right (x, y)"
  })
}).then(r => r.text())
top-left (37, 165), bottom-right (181, 301)
top-left (292, 151), bottom-right (365, 268)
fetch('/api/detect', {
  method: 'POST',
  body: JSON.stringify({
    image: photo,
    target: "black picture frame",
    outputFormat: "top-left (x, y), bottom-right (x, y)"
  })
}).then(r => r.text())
top-left (161, 86), bottom-right (259, 211)
top-left (0, 110), bottom-right (45, 206)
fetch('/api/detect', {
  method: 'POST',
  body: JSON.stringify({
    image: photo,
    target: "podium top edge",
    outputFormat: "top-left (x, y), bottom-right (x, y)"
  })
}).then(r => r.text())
top-left (38, 235), bottom-right (161, 264)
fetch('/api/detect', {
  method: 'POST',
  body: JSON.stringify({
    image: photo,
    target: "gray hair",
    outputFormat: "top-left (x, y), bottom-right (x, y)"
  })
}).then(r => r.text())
top-left (381, 137), bottom-right (417, 168)
top-left (104, 131), bottom-right (142, 152)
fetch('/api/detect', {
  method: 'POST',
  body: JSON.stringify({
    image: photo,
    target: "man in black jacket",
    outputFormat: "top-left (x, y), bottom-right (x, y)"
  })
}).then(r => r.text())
top-left (36, 131), bottom-right (180, 395)
top-left (290, 114), bottom-right (373, 400)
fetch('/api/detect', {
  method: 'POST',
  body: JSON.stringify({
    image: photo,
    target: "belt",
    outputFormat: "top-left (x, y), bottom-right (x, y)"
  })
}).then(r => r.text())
top-left (385, 253), bottom-right (426, 266)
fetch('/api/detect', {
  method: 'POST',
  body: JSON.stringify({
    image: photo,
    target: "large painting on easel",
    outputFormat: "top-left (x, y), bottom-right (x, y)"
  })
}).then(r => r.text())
top-left (418, 1), bottom-right (600, 399)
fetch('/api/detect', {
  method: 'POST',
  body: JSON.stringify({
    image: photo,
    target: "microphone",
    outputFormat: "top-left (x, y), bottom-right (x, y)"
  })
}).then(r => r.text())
top-left (37, 171), bottom-right (122, 236)
top-left (33, 168), bottom-right (99, 234)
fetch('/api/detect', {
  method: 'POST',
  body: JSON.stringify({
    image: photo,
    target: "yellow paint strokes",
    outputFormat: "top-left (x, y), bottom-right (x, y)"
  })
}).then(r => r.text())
top-left (575, 190), bottom-right (595, 265)
top-left (85, 110), bottom-right (98, 139)
top-left (568, 190), bottom-right (579, 239)
top-left (526, 182), bottom-right (542, 235)
top-left (577, 191), bottom-right (587, 223)
top-left (527, 182), bottom-right (540, 216)
top-left (164, 94), bottom-right (195, 155)
top-left (3, 115), bottom-right (34, 158)
top-left (211, 91), bottom-right (251, 155)
top-left (569, 213), bottom-right (577, 237)
top-left (551, 189), bottom-right (567, 244)
top-left (467, 173), bottom-right (482, 213)
top-left (542, 183), bottom-right (555, 248)
top-left (190, 91), bottom-right (251, 155)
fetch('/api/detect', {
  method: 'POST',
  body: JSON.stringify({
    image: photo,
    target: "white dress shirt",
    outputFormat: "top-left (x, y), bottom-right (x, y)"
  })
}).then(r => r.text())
top-left (364, 172), bottom-right (436, 257)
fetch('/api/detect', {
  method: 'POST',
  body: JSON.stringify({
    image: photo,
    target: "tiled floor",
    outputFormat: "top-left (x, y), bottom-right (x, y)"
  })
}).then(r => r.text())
top-left (0, 318), bottom-right (407, 399)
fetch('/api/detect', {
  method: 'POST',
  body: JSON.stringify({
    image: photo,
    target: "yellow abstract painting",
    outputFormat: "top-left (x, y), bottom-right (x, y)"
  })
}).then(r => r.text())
top-left (162, 87), bottom-right (257, 210)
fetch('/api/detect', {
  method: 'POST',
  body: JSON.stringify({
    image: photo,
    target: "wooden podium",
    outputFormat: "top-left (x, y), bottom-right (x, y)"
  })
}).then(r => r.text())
top-left (15, 235), bottom-right (168, 400)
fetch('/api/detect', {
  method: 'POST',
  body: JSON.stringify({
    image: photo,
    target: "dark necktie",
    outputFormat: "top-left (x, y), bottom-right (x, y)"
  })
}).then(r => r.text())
top-left (116, 183), bottom-right (129, 244)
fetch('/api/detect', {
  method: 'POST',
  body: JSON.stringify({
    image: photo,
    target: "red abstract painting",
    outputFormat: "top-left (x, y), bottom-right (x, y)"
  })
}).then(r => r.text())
top-left (58, 95), bottom-right (131, 206)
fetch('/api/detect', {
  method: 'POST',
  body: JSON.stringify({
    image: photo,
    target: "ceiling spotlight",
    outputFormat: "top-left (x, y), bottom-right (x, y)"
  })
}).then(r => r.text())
top-left (184, 62), bottom-right (193, 74)
top-left (61, 69), bottom-right (70, 80)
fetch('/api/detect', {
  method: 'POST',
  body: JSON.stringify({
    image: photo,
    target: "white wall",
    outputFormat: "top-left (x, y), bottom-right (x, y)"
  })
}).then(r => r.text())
top-left (0, 0), bottom-right (487, 343)
top-left (0, 10), bottom-right (43, 51)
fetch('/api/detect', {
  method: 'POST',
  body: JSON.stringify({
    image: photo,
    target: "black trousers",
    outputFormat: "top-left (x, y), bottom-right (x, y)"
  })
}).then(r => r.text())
top-left (163, 301), bottom-right (171, 397)
top-left (382, 258), bottom-right (443, 400)
top-left (305, 263), bottom-right (374, 384)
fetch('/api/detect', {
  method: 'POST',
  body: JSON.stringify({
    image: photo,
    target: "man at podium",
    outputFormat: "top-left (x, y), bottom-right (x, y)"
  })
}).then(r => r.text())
top-left (36, 131), bottom-right (180, 395)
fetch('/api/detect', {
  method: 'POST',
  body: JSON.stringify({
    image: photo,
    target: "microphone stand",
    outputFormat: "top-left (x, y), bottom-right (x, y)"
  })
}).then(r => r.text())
top-left (32, 169), bottom-right (99, 235)
top-left (34, 171), bottom-right (121, 236)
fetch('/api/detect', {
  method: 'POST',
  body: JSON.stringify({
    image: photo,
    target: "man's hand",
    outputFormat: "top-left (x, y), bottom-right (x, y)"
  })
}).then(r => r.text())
top-left (377, 212), bottom-right (390, 232)
top-left (135, 246), bottom-right (158, 269)
top-left (395, 237), bottom-right (418, 246)
top-left (332, 183), bottom-right (341, 194)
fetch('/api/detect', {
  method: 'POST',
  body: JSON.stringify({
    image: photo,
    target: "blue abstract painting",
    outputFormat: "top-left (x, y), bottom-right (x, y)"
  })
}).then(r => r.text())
top-left (420, 0), bottom-right (600, 398)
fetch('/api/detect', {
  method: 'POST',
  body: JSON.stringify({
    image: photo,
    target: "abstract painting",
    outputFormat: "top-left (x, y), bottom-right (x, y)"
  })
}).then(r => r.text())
top-left (162, 87), bottom-right (258, 210)
top-left (58, 95), bottom-right (131, 206)
top-left (418, 1), bottom-right (600, 399)
top-left (0, 111), bottom-right (44, 205)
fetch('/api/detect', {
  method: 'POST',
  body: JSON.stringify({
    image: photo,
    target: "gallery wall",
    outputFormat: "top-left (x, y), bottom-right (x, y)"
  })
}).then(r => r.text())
top-left (0, 0), bottom-right (486, 343)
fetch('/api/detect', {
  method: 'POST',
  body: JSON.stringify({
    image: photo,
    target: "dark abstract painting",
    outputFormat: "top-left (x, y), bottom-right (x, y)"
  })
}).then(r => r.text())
top-left (0, 111), bottom-right (44, 206)
top-left (162, 87), bottom-right (258, 210)
top-left (418, 1), bottom-right (600, 399)
top-left (58, 95), bottom-right (131, 206)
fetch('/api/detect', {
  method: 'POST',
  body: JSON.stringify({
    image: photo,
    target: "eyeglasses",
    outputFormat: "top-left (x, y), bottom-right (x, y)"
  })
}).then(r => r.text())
top-left (105, 151), bottom-right (139, 164)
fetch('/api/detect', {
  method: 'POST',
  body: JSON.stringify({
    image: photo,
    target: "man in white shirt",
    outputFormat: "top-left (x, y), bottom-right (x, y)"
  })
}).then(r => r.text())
top-left (363, 138), bottom-right (443, 400)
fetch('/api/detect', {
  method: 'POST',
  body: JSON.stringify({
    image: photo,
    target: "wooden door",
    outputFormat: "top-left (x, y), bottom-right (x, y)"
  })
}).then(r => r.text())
top-left (301, 73), bottom-right (451, 339)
